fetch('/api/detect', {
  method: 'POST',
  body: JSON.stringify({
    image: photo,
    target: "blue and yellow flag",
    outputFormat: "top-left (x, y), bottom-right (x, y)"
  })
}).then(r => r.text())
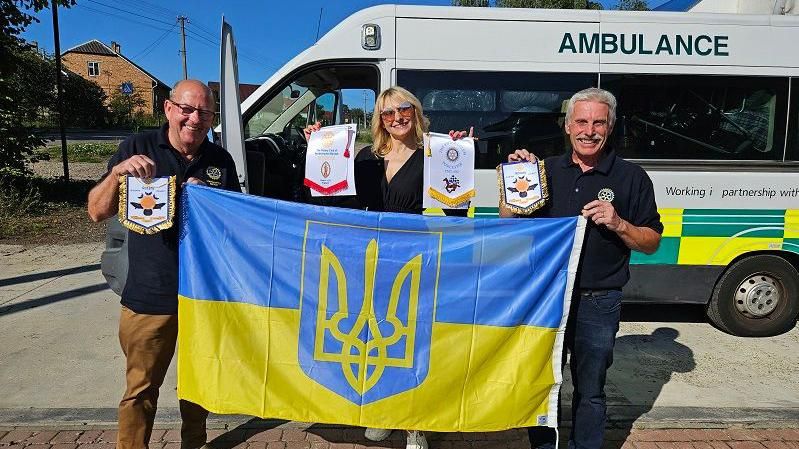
top-left (177, 185), bottom-right (585, 431)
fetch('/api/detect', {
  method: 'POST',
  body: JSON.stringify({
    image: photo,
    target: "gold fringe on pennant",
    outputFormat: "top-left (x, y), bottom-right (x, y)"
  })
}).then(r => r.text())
top-left (118, 175), bottom-right (177, 235)
top-left (428, 187), bottom-right (475, 208)
top-left (496, 159), bottom-right (549, 216)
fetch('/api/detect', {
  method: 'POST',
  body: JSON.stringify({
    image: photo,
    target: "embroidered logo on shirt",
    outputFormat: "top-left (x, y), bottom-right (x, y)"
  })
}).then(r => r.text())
top-left (597, 188), bottom-right (615, 202)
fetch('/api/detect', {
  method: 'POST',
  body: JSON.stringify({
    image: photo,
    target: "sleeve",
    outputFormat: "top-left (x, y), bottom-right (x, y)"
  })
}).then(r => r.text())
top-left (630, 169), bottom-right (664, 234)
top-left (225, 158), bottom-right (242, 193)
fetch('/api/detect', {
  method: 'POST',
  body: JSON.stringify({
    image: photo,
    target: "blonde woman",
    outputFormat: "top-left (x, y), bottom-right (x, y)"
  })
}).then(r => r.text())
top-left (305, 87), bottom-right (471, 449)
top-left (305, 86), bottom-right (470, 214)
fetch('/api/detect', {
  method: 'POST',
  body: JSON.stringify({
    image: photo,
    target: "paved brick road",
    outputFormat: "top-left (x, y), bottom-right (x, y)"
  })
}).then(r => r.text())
top-left (2, 426), bottom-right (798, 449)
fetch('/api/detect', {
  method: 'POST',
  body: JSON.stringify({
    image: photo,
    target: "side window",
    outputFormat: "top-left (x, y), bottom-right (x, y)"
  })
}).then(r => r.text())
top-left (245, 83), bottom-right (308, 138)
top-left (242, 65), bottom-right (379, 201)
top-left (244, 65), bottom-right (379, 140)
top-left (398, 70), bottom-right (596, 169)
top-left (788, 77), bottom-right (799, 162)
top-left (602, 74), bottom-right (789, 161)
top-left (311, 92), bottom-right (336, 126)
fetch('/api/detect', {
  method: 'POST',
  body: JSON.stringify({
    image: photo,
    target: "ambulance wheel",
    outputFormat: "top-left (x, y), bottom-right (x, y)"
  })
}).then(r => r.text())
top-left (707, 255), bottom-right (799, 337)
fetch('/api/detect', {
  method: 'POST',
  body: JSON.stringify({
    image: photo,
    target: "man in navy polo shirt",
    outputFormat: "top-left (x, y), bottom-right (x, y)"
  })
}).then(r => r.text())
top-left (501, 88), bottom-right (663, 449)
top-left (88, 79), bottom-right (240, 449)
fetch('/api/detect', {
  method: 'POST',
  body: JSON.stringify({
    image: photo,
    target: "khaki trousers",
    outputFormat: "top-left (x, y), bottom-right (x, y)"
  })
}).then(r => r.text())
top-left (117, 306), bottom-right (209, 449)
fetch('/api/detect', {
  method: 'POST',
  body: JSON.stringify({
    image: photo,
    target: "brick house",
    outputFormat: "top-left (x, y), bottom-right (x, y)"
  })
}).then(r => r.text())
top-left (207, 81), bottom-right (260, 114)
top-left (61, 39), bottom-right (170, 115)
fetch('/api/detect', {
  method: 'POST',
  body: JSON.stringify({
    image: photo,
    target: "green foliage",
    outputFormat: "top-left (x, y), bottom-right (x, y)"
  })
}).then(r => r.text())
top-left (0, 173), bottom-right (45, 238)
top-left (615, 0), bottom-right (649, 10)
top-left (495, 0), bottom-right (602, 7)
top-left (108, 90), bottom-right (147, 127)
top-left (451, 0), bottom-right (489, 6)
top-left (450, 0), bottom-right (604, 8)
top-left (39, 142), bottom-right (118, 163)
top-left (0, 0), bottom-right (76, 173)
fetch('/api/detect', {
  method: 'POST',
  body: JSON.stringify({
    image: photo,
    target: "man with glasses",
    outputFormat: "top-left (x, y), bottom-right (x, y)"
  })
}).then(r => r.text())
top-left (88, 79), bottom-right (240, 449)
top-left (502, 88), bottom-right (662, 449)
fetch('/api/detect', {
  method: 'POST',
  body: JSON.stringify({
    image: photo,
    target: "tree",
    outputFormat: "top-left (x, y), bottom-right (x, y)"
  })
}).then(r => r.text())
top-left (0, 0), bottom-right (76, 174)
top-left (108, 90), bottom-right (146, 127)
top-left (615, 0), bottom-right (649, 10)
top-left (9, 46), bottom-right (108, 129)
top-left (451, 0), bottom-right (603, 9)
top-left (451, 0), bottom-right (489, 6)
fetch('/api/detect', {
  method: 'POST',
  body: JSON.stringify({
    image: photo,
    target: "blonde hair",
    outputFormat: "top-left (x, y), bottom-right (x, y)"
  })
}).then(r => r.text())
top-left (370, 86), bottom-right (429, 158)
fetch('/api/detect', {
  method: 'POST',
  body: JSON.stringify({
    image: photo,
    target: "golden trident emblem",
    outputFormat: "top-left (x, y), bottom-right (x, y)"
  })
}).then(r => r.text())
top-left (313, 239), bottom-right (422, 394)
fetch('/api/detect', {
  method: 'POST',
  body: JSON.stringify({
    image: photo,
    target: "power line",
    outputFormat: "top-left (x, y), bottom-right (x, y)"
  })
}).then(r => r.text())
top-left (186, 20), bottom-right (277, 67)
top-left (124, 0), bottom-right (183, 19)
top-left (83, 0), bottom-right (175, 27)
top-left (131, 22), bottom-right (177, 60)
top-left (76, 4), bottom-right (175, 33)
top-left (182, 28), bottom-right (277, 71)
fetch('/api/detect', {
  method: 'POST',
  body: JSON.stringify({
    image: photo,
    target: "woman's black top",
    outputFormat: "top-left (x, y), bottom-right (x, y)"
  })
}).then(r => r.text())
top-left (355, 147), bottom-right (424, 214)
top-left (307, 145), bottom-right (467, 217)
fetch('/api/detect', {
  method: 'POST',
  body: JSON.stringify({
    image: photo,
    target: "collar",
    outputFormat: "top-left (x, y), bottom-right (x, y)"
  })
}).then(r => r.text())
top-left (559, 148), bottom-right (616, 175)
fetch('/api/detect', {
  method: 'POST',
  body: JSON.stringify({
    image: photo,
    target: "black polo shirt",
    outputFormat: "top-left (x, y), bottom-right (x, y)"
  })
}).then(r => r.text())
top-left (532, 150), bottom-right (663, 290)
top-left (105, 124), bottom-right (241, 314)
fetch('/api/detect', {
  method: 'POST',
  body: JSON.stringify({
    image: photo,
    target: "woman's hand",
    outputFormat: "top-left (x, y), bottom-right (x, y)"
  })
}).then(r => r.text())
top-left (303, 121), bottom-right (322, 141)
top-left (448, 126), bottom-right (474, 140)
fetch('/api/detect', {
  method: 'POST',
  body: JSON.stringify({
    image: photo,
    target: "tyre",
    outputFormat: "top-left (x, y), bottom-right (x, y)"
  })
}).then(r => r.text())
top-left (707, 254), bottom-right (799, 337)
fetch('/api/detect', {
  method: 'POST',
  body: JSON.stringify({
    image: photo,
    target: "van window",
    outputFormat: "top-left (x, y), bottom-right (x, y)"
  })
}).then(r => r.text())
top-left (788, 77), bottom-right (799, 162)
top-left (242, 64), bottom-right (378, 200)
top-left (247, 83), bottom-right (307, 138)
top-left (602, 74), bottom-right (789, 162)
top-left (244, 65), bottom-right (379, 139)
top-left (398, 70), bottom-right (596, 169)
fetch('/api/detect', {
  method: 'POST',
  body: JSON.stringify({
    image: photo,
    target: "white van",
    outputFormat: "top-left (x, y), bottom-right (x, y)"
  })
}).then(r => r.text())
top-left (221, 5), bottom-right (799, 337)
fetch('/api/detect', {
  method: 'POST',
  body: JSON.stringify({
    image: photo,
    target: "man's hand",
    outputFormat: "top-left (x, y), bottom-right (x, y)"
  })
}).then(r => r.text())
top-left (184, 177), bottom-right (206, 186)
top-left (110, 155), bottom-right (156, 179)
top-left (88, 155), bottom-right (156, 222)
top-left (583, 199), bottom-right (661, 254)
top-left (582, 200), bottom-right (623, 232)
top-left (507, 148), bottom-right (537, 163)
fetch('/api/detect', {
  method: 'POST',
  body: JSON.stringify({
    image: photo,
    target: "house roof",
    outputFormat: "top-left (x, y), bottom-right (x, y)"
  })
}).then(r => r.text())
top-left (63, 39), bottom-right (116, 56)
top-left (63, 39), bottom-right (170, 89)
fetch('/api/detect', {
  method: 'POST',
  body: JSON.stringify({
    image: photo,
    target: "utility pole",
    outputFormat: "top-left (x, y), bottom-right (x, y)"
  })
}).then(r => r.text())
top-left (315, 8), bottom-right (323, 42)
top-left (178, 16), bottom-right (188, 79)
top-left (52, 1), bottom-right (69, 181)
top-left (363, 91), bottom-right (368, 130)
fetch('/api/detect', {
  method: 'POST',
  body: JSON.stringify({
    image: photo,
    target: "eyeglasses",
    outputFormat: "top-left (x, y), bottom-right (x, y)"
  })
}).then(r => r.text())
top-left (168, 100), bottom-right (215, 121)
top-left (380, 101), bottom-right (414, 122)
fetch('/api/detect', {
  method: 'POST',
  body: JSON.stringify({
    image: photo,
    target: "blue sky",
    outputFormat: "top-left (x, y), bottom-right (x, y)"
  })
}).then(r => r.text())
top-left (23, 0), bottom-right (671, 89)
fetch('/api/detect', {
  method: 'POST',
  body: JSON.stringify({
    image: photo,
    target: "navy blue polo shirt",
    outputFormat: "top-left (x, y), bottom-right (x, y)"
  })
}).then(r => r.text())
top-left (105, 124), bottom-right (241, 314)
top-left (533, 150), bottom-right (663, 290)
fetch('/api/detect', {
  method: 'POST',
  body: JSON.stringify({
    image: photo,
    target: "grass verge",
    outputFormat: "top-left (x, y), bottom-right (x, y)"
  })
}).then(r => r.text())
top-left (0, 175), bottom-right (105, 244)
top-left (36, 142), bottom-right (118, 163)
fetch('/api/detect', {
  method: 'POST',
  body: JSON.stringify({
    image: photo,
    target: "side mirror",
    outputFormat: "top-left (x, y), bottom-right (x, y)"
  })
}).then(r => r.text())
top-left (290, 89), bottom-right (301, 99)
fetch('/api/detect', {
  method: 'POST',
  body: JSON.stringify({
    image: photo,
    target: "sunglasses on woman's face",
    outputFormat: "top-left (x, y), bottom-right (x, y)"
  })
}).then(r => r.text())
top-left (380, 101), bottom-right (414, 122)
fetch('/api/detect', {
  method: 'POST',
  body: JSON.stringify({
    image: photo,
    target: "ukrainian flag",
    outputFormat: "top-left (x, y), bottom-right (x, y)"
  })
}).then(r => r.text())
top-left (177, 185), bottom-right (585, 431)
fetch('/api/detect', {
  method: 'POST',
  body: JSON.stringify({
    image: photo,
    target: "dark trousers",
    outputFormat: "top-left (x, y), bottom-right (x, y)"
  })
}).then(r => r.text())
top-left (528, 289), bottom-right (622, 449)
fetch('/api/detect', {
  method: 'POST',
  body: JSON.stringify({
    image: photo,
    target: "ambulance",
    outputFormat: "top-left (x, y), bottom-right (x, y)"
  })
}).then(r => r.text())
top-left (217, 3), bottom-right (799, 337)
